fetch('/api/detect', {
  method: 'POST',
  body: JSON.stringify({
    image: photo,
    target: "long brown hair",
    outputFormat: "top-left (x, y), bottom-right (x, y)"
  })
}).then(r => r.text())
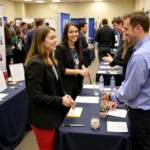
top-left (24, 25), bottom-right (56, 67)
top-left (62, 22), bottom-right (83, 59)
top-left (4, 26), bottom-right (12, 45)
top-left (122, 41), bottom-right (132, 59)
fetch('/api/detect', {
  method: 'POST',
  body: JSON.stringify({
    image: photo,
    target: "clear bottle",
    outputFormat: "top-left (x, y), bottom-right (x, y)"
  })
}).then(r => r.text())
top-left (10, 58), bottom-right (14, 64)
top-left (110, 76), bottom-right (116, 92)
top-left (99, 75), bottom-right (104, 93)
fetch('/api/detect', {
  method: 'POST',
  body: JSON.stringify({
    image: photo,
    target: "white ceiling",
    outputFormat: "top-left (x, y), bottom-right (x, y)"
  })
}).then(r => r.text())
top-left (11, 0), bottom-right (134, 3)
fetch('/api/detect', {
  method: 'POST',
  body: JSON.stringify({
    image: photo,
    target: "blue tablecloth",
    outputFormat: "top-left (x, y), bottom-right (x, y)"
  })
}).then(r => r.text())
top-left (57, 87), bottom-right (131, 150)
top-left (96, 61), bottom-right (123, 86)
top-left (0, 81), bottom-right (27, 150)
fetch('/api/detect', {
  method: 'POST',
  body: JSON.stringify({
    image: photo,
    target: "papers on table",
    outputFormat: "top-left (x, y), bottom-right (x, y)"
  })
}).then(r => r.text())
top-left (83, 84), bottom-right (93, 89)
top-left (97, 70), bottom-right (106, 74)
top-left (75, 96), bottom-right (99, 104)
top-left (108, 70), bottom-right (118, 74)
top-left (107, 109), bottom-right (127, 118)
top-left (0, 70), bottom-right (7, 92)
top-left (9, 63), bottom-right (25, 82)
top-left (103, 62), bottom-right (109, 65)
top-left (107, 121), bottom-right (128, 132)
top-left (100, 66), bottom-right (110, 69)
top-left (67, 107), bottom-right (83, 118)
top-left (0, 93), bottom-right (8, 99)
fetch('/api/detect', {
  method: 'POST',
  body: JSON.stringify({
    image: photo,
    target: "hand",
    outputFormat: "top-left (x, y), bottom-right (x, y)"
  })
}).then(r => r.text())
top-left (101, 92), bottom-right (110, 101)
top-left (102, 53), bottom-right (113, 63)
top-left (62, 95), bottom-right (75, 107)
top-left (82, 68), bottom-right (91, 75)
top-left (79, 69), bottom-right (89, 77)
top-left (108, 101), bottom-right (118, 110)
top-left (11, 46), bottom-right (15, 49)
top-left (88, 45), bottom-right (94, 51)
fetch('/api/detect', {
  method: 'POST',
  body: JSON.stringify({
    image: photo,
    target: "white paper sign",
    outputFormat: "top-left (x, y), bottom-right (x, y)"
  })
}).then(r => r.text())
top-left (75, 96), bottom-right (99, 104)
top-left (9, 63), bottom-right (25, 82)
top-left (107, 109), bottom-right (127, 118)
top-left (0, 93), bottom-right (8, 98)
top-left (97, 70), bottom-right (106, 74)
top-left (0, 70), bottom-right (7, 92)
top-left (107, 121), bottom-right (128, 132)
top-left (83, 84), bottom-right (93, 89)
top-left (100, 66), bottom-right (111, 69)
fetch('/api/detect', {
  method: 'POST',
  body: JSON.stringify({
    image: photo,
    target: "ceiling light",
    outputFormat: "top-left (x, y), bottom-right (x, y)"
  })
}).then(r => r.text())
top-left (95, 0), bottom-right (103, 1)
top-left (52, 0), bottom-right (61, 2)
top-left (36, 0), bottom-right (44, 3)
top-left (24, 0), bottom-right (32, 1)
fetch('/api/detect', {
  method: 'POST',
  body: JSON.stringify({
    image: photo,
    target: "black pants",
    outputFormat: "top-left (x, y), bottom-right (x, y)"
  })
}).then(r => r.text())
top-left (98, 47), bottom-right (111, 61)
top-left (128, 108), bottom-right (150, 150)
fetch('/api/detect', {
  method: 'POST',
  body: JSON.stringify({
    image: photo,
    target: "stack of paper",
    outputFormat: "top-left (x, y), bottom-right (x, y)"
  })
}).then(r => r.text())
top-left (75, 96), bottom-right (99, 104)
top-left (83, 84), bottom-right (93, 89)
top-left (0, 93), bottom-right (8, 99)
top-left (108, 70), bottom-right (118, 74)
top-left (67, 107), bottom-right (83, 118)
top-left (107, 121), bottom-right (128, 132)
top-left (97, 70), bottom-right (106, 74)
top-left (107, 109), bottom-right (127, 118)
top-left (100, 66), bottom-right (110, 69)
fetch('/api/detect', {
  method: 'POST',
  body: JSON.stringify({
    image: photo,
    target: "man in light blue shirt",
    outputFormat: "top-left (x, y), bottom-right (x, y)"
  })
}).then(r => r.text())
top-left (102, 11), bottom-right (150, 150)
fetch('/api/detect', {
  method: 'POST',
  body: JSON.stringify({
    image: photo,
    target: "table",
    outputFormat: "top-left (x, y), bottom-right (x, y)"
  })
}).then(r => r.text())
top-left (96, 61), bottom-right (123, 86)
top-left (0, 81), bottom-right (27, 150)
top-left (57, 86), bottom-right (131, 150)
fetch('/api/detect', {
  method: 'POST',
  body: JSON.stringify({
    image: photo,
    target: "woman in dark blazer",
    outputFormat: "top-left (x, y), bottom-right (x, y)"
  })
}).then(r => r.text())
top-left (25, 26), bottom-right (75, 150)
top-left (55, 23), bottom-right (90, 100)
top-left (102, 32), bottom-right (133, 80)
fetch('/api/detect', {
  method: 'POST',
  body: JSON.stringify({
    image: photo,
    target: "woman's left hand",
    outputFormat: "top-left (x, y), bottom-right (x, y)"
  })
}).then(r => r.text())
top-left (102, 53), bottom-right (113, 63)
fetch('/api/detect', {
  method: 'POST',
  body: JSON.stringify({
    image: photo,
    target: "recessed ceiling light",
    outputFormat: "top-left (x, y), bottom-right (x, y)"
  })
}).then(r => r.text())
top-left (52, 0), bottom-right (61, 2)
top-left (36, 0), bottom-right (45, 3)
top-left (24, 0), bottom-right (32, 1)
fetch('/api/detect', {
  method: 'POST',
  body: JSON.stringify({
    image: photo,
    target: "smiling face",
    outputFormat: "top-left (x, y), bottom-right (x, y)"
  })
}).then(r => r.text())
top-left (123, 18), bottom-right (138, 45)
top-left (67, 25), bottom-right (79, 43)
top-left (42, 30), bottom-right (57, 53)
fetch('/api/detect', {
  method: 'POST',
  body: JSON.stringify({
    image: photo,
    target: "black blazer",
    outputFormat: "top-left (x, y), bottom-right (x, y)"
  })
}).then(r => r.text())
top-left (25, 56), bottom-right (65, 129)
top-left (110, 46), bottom-right (134, 80)
top-left (55, 43), bottom-right (83, 97)
top-left (79, 32), bottom-right (90, 67)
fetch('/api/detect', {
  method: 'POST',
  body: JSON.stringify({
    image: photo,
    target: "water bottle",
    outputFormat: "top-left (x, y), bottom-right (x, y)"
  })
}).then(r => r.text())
top-left (99, 75), bottom-right (104, 93)
top-left (110, 76), bottom-right (116, 92)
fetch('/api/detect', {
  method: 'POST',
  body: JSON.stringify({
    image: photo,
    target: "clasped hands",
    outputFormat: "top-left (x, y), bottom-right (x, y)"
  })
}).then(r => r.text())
top-left (79, 67), bottom-right (91, 77)
top-left (101, 92), bottom-right (118, 110)
top-left (62, 94), bottom-right (76, 109)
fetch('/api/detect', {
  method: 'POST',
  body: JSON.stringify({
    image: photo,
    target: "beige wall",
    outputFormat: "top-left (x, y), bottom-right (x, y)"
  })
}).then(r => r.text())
top-left (135, 0), bottom-right (150, 11)
top-left (0, 0), bottom-right (17, 22)
top-left (26, 1), bottom-right (135, 26)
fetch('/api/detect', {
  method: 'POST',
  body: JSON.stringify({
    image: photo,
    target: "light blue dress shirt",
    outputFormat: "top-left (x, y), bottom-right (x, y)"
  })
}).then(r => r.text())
top-left (111, 35), bottom-right (150, 110)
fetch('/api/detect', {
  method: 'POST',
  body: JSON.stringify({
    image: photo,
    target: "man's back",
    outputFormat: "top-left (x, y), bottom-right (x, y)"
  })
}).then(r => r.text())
top-left (95, 25), bottom-right (115, 48)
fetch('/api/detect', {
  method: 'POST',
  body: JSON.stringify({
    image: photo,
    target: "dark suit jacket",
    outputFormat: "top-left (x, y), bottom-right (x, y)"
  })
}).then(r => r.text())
top-left (25, 56), bottom-right (65, 129)
top-left (55, 43), bottom-right (83, 98)
top-left (79, 32), bottom-right (90, 67)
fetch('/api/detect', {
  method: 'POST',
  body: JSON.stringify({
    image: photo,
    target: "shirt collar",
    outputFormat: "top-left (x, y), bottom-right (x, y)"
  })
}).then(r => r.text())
top-left (133, 35), bottom-right (150, 52)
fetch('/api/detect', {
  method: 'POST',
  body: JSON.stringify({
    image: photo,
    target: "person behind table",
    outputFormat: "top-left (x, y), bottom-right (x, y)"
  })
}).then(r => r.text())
top-left (102, 11), bottom-right (150, 150)
top-left (55, 22), bottom-right (91, 100)
top-left (25, 25), bottom-right (75, 150)
top-left (102, 32), bottom-right (133, 80)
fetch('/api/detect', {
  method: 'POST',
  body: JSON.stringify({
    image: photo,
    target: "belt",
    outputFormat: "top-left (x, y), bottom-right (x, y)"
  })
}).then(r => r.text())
top-left (126, 105), bottom-right (150, 113)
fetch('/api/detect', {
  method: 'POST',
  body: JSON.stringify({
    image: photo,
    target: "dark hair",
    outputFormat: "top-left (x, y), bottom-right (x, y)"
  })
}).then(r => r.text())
top-left (46, 22), bottom-right (49, 26)
top-left (5, 22), bottom-right (10, 28)
top-left (102, 18), bottom-right (108, 25)
top-left (122, 11), bottom-right (150, 33)
top-left (112, 17), bottom-right (123, 25)
top-left (21, 22), bottom-right (26, 27)
top-left (10, 21), bottom-right (13, 24)
top-left (35, 18), bottom-right (44, 27)
top-left (27, 23), bottom-right (32, 30)
top-left (25, 26), bottom-right (56, 66)
top-left (4, 26), bottom-right (12, 45)
top-left (78, 22), bottom-right (87, 31)
top-left (15, 27), bottom-right (21, 36)
top-left (62, 22), bottom-right (83, 59)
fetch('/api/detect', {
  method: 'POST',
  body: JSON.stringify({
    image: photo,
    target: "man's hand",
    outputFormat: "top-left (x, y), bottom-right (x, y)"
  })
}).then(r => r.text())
top-left (102, 53), bottom-right (113, 63)
top-left (101, 92), bottom-right (110, 100)
top-left (108, 101), bottom-right (118, 110)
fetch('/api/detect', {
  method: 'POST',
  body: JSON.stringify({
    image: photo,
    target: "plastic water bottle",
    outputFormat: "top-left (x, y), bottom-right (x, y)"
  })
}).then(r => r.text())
top-left (99, 75), bottom-right (104, 93)
top-left (110, 76), bottom-right (116, 92)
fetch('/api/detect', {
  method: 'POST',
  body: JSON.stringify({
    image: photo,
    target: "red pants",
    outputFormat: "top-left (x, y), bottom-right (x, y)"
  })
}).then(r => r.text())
top-left (31, 125), bottom-right (55, 150)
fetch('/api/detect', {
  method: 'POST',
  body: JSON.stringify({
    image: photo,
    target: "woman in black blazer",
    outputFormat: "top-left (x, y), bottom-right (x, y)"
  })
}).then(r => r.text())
top-left (102, 33), bottom-right (133, 80)
top-left (25, 26), bottom-right (75, 150)
top-left (55, 23), bottom-right (90, 100)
